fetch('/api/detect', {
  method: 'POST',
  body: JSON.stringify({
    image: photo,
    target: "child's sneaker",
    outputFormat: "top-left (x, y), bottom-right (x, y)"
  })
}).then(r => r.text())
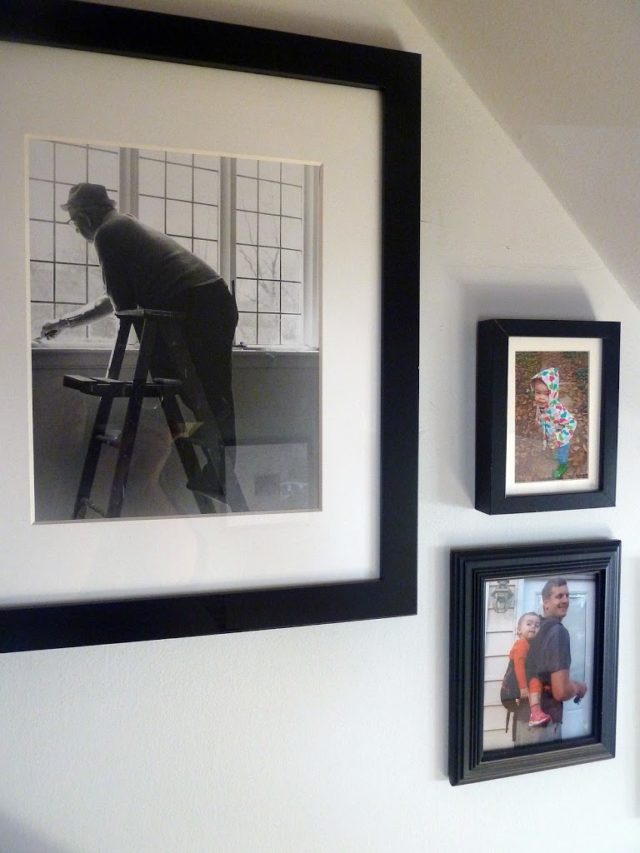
top-left (529, 707), bottom-right (551, 727)
top-left (552, 463), bottom-right (569, 479)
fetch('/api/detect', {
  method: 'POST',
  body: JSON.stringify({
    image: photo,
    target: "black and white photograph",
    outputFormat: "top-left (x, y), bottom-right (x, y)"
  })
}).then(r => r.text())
top-left (30, 138), bottom-right (321, 521)
top-left (0, 2), bottom-right (420, 649)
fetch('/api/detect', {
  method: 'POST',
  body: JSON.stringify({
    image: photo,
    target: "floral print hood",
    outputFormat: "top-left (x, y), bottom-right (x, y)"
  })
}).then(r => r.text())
top-left (531, 367), bottom-right (577, 448)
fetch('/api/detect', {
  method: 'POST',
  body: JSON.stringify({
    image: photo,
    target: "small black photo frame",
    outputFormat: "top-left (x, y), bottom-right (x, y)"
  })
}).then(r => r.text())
top-left (0, 1), bottom-right (420, 650)
top-left (476, 319), bottom-right (620, 514)
top-left (449, 540), bottom-right (620, 786)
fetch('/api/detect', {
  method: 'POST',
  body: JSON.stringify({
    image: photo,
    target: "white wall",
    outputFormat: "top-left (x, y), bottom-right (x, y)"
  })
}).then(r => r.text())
top-left (1, 1), bottom-right (639, 851)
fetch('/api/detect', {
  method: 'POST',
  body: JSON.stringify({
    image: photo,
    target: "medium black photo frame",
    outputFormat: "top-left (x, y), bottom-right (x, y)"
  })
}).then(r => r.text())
top-left (449, 540), bottom-right (620, 786)
top-left (476, 318), bottom-right (620, 514)
top-left (0, 1), bottom-right (420, 651)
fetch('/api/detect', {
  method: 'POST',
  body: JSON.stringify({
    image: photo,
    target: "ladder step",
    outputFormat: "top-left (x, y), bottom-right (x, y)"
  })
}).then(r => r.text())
top-left (63, 374), bottom-right (182, 398)
top-left (64, 375), bottom-right (127, 395)
top-left (175, 423), bottom-right (223, 449)
top-left (78, 497), bottom-right (107, 517)
top-left (116, 308), bottom-right (186, 321)
top-left (150, 377), bottom-right (183, 394)
top-left (96, 431), bottom-right (121, 447)
top-left (185, 461), bottom-right (225, 500)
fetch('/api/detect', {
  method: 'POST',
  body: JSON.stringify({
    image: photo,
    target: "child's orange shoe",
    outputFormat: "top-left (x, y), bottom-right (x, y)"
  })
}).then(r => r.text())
top-left (529, 707), bottom-right (551, 727)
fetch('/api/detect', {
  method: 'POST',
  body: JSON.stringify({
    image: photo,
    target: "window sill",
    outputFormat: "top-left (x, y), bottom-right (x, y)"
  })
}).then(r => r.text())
top-left (31, 343), bottom-right (319, 371)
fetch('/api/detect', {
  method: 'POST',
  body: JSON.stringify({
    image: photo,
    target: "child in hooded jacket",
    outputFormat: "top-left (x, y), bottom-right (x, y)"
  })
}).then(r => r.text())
top-left (531, 367), bottom-right (577, 479)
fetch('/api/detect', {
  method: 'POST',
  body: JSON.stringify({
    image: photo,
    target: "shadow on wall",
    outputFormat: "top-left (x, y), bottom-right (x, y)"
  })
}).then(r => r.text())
top-left (436, 543), bottom-right (451, 779)
top-left (634, 555), bottom-right (640, 816)
top-left (0, 812), bottom-right (72, 853)
top-left (178, 2), bottom-right (404, 51)
top-left (437, 280), bottom-right (595, 509)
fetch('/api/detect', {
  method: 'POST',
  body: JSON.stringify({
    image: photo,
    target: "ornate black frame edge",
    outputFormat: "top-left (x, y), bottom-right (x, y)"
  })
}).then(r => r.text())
top-left (475, 318), bottom-right (620, 515)
top-left (448, 539), bottom-right (620, 786)
top-left (0, 0), bottom-right (420, 650)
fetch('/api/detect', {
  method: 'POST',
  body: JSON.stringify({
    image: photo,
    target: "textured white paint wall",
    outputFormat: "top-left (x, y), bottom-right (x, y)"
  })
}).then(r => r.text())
top-left (1, 2), bottom-right (638, 851)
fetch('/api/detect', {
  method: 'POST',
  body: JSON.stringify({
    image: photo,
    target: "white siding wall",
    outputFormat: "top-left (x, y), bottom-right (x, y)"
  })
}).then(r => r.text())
top-left (484, 583), bottom-right (518, 750)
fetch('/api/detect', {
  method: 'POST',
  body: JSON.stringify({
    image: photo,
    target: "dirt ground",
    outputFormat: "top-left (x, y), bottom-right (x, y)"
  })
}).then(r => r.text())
top-left (514, 351), bottom-right (589, 483)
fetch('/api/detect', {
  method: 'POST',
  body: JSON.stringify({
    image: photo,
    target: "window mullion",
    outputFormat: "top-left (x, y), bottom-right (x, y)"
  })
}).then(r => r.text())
top-left (303, 164), bottom-right (320, 348)
top-left (219, 157), bottom-right (236, 292)
top-left (119, 148), bottom-right (138, 217)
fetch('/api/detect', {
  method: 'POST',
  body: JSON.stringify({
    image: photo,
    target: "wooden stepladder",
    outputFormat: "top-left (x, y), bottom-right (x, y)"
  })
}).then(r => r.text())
top-left (63, 309), bottom-right (244, 519)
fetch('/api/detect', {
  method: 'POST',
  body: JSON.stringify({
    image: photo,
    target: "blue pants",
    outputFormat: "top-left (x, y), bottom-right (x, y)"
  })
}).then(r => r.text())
top-left (554, 442), bottom-right (570, 465)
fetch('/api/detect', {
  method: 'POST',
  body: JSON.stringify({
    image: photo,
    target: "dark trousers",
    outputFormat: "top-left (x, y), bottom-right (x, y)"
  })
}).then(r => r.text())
top-left (152, 280), bottom-right (239, 447)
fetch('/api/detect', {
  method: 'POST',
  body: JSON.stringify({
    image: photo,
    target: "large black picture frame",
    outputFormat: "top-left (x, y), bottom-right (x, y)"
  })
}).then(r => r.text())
top-left (0, 1), bottom-right (420, 651)
top-left (476, 319), bottom-right (620, 514)
top-left (449, 540), bottom-right (620, 786)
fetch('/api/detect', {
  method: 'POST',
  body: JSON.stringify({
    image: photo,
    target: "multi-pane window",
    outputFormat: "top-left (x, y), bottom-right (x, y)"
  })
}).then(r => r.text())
top-left (29, 140), bottom-right (119, 342)
top-left (235, 159), bottom-right (305, 348)
top-left (137, 150), bottom-right (220, 269)
top-left (28, 139), bottom-right (319, 349)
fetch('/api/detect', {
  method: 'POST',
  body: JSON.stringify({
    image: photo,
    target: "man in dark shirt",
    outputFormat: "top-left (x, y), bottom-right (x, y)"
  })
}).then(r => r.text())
top-left (42, 183), bottom-right (240, 504)
top-left (515, 577), bottom-right (588, 745)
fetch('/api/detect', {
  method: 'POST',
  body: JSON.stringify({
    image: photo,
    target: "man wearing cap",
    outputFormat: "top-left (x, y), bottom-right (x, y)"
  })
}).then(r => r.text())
top-left (42, 182), bottom-right (240, 500)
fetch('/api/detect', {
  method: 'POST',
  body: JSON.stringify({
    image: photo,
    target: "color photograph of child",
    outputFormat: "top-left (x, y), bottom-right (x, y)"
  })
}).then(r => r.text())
top-left (514, 350), bottom-right (589, 483)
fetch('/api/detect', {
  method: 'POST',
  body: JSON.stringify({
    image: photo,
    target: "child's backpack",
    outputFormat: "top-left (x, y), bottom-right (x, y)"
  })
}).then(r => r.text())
top-left (500, 659), bottom-right (520, 739)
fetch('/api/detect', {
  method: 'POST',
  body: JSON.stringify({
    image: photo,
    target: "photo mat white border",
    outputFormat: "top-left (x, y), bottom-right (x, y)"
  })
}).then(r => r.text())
top-left (1, 41), bottom-right (381, 606)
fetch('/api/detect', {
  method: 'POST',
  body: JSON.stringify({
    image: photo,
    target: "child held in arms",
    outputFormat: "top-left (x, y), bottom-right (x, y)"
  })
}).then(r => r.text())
top-left (531, 367), bottom-right (576, 480)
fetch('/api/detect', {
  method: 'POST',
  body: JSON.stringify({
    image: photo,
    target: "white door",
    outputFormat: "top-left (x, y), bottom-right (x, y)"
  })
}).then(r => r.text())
top-left (521, 576), bottom-right (594, 739)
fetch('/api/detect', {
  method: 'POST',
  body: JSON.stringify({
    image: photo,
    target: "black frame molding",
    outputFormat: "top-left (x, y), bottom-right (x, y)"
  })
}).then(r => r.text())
top-left (476, 318), bottom-right (620, 514)
top-left (0, 0), bottom-right (420, 651)
top-left (449, 539), bottom-right (621, 786)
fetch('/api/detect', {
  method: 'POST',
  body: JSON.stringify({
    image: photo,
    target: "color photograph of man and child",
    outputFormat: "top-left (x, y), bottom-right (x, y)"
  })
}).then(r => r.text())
top-left (483, 574), bottom-right (594, 751)
top-left (514, 350), bottom-right (589, 484)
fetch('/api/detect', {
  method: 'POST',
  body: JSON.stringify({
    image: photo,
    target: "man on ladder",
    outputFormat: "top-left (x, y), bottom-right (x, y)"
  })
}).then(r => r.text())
top-left (42, 182), bottom-right (241, 510)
